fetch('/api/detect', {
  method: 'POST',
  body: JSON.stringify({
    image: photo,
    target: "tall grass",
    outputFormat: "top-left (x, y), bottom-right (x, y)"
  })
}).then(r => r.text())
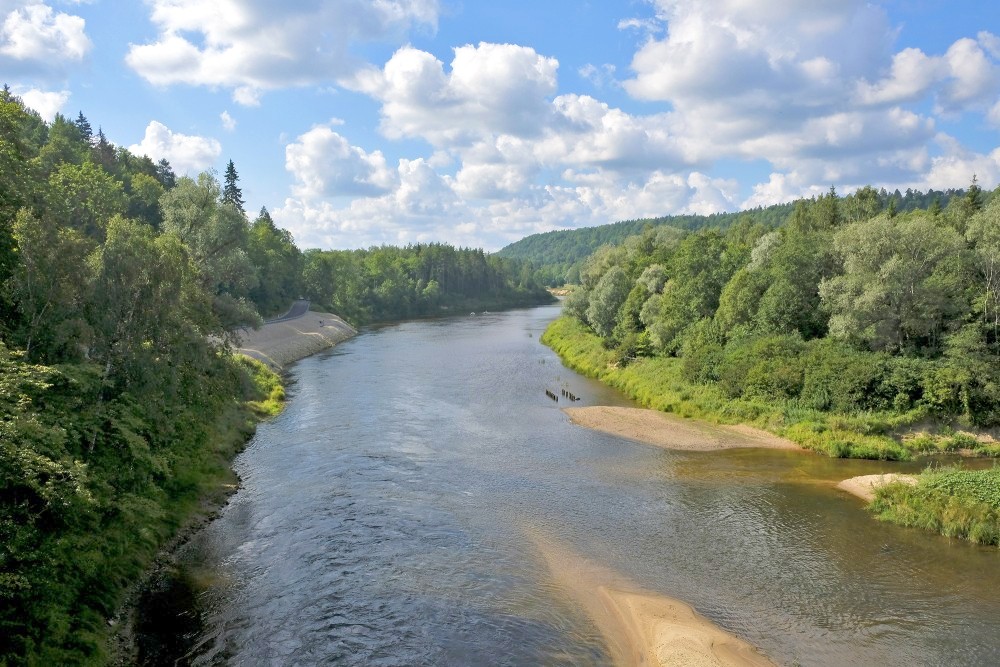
top-left (871, 466), bottom-right (1000, 545)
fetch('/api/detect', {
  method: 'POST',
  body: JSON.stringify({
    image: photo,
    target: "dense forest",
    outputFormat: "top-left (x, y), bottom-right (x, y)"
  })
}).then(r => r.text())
top-left (500, 188), bottom-right (967, 287)
top-left (0, 89), bottom-right (549, 664)
top-left (542, 183), bottom-right (1000, 543)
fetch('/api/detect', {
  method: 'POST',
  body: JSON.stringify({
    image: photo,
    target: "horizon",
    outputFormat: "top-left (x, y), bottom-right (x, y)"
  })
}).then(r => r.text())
top-left (3, 0), bottom-right (998, 252)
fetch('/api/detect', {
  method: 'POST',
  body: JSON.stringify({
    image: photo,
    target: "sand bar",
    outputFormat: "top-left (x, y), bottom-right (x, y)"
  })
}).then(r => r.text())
top-left (564, 406), bottom-right (800, 452)
top-left (235, 311), bottom-right (356, 369)
top-left (530, 532), bottom-right (776, 667)
top-left (836, 474), bottom-right (918, 502)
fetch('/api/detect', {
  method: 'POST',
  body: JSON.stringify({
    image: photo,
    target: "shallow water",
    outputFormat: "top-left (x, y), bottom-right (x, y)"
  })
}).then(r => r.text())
top-left (169, 305), bottom-right (1000, 666)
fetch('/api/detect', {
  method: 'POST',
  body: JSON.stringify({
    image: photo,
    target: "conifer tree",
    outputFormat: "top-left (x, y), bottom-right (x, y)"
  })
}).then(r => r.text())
top-left (222, 159), bottom-right (245, 215)
top-left (75, 111), bottom-right (92, 143)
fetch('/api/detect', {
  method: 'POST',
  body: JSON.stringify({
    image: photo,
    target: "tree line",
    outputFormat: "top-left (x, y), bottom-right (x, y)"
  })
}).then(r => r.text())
top-left (0, 88), bottom-right (548, 663)
top-left (560, 182), bottom-right (1000, 432)
top-left (499, 187), bottom-right (969, 288)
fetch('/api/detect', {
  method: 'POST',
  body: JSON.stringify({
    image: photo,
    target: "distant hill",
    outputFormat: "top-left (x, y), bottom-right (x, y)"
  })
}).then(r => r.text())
top-left (498, 187), bottom-right (969, 286)
top-left (496, 204), bottom-right (795, 285)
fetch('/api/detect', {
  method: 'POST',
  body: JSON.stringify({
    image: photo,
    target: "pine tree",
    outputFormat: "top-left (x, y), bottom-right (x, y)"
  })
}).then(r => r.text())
top-left (222, 159), bottom-right (245, 215)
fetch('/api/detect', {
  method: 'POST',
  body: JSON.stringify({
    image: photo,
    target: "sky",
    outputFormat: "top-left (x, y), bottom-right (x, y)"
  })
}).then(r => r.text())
top-left (2, 1), bottom-right (1000, 251)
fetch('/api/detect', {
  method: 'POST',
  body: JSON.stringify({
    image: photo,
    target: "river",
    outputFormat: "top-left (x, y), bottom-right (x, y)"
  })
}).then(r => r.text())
top-left (156, 305), bottom-right (1000, 666)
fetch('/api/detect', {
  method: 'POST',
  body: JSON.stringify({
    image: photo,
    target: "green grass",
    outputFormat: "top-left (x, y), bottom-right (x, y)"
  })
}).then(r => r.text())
top-left (871, 466), bottom-right (1000, 545)
top-left (541, 316), bottom-right (916, 460)
top-left (235, 356), bottom-right (286, 417)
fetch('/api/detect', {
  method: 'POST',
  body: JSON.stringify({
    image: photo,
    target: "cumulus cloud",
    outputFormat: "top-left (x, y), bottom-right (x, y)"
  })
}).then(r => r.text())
top-left (857, 33), bottom-right (1000, 114)
top-left (354, 42), bottom-right (559, 145)
top-left (285, 123), bottom-right (398, 198)
top-left (13, 85), bottom-right (68, 120)
top-left (128, 121), bottom-right (222, 176)
top-left (0, 1), bottom-right (90, 75)
top-left (126, 0), bottom-right (439, 104)
top-left (220, 110), bottom-right (236, 131)
top-left (276, 5), bottom-right (1000, 251)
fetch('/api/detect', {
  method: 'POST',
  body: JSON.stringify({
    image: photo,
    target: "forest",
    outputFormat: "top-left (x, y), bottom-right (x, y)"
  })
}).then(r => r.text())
top-left (499, 187), bottom-right (966, 287)
top-left (0, 89), bottom-right (549, 664)
top-left (542, 183), bottom-right (1000, 543)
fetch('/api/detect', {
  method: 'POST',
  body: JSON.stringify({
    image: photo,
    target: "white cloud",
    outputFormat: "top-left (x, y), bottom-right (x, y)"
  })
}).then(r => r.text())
top-left (220, 110), bottom-right (236, 131)
top-left (0, 1), bottom-right (90, 75)
top-left (13, 85), bottom-right (68, 120)
top-left (128, 121), bottom-right (222, 176)
top-left (914, 135), bottom-right (1000, 191)
top-left (285, 123), bottom-right (398, 198)
top-left (857, 33), bottom-right (1000, 114)
top-left (355, 42), bottom-right (558, 145)
top-left (126, 0), bottom-right (439, 104)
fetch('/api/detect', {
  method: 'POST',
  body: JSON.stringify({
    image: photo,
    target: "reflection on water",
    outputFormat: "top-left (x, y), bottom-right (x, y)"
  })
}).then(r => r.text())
top-left (166, 306), bottom-right (1000, 666)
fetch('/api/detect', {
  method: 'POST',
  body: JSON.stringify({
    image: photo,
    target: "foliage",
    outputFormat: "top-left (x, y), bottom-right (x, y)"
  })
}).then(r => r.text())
top-left (301, 243), bottom-right (553, 326)
top-left (553, 181), bottom-right (1000, 440)
top-left (0, 89), bottom-right (559, 664)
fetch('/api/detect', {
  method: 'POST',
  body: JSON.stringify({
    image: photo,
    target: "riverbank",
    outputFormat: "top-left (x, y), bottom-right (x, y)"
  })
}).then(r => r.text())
top-left (236, 310), bottom-right (356, 369)
top-left (109, 356), bottom-right (284, 664)
top-left (531, 532), bottom-right (776, 667)
top-left (542, 314), bottom-right (1000, 545)
top-left (837, 474), bottom-right (917, 502)
top-left (565, 406), bottom-right (800, 451)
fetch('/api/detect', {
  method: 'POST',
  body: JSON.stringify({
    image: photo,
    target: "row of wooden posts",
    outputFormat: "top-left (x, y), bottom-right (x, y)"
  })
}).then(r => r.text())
top-left (544, 388), bottom-right (581, 402)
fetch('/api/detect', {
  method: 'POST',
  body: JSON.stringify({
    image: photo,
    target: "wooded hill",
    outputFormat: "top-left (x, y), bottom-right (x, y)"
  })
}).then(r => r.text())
top-left (499, 187), bottom-right (968, 287)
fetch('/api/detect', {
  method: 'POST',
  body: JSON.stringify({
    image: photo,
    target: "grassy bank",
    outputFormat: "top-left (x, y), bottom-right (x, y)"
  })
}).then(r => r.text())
top-left (542, 315), bottom-right (921, 459)
top-left (0, 350), bottom-right (284, 665)
top-left (543, 315), bottom-right (1000, 544)
top-left (871, 466), bottom-right (1000, 545)
top-left (542, 316), bottom-right (1000, 461)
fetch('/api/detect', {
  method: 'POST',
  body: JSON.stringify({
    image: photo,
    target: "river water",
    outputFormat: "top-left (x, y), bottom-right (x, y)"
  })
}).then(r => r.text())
top-left (167, 305), bottom-right (1000, 666)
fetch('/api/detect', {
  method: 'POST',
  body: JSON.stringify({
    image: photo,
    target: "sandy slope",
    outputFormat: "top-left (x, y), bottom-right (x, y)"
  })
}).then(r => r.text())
top-left (235, 311), bottom-right (356, 369)
top-left (564, 406), bottom-right (800, 452)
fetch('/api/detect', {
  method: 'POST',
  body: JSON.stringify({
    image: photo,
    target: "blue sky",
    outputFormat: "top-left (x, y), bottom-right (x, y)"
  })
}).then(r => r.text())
top-left (3, 1), bottom-right (999, 251)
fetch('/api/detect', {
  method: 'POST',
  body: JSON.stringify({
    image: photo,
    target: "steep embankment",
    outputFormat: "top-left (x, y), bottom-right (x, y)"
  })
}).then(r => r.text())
top-left (236, 309), bottom-right (356, 369)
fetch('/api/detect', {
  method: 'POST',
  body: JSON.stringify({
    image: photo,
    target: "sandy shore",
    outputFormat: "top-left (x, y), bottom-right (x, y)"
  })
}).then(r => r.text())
top-left (530, 532), bottom-right (776, 667)
top-left (836, 474), bottom-right (918, 502)
top-left (235, 311), bottom-right (356, 369)
top-left (564, 406), bottom-right (800, 452)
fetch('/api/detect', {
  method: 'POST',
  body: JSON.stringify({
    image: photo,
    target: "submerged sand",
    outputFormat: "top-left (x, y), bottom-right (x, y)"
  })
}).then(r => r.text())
top-left (564, 406), bottom-right (800, 452)
top-left (530, 532), bottom-right (776, 667)
top-left (235, 311), bottom-right (356, 369)
top-left (836, 474), bottom-right (918, 502)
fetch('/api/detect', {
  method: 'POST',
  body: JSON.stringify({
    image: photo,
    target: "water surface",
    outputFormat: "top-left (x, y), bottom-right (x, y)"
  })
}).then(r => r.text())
top-left (174, 305), bottom-right (1000, 666)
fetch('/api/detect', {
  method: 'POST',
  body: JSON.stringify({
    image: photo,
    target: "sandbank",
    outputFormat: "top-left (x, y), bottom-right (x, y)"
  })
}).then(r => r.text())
top-left (564, 406), bottom-right (800, 452)
top-left (530, 532), bottom-right (776, 667)
top-left (836, 474), bottom-right (918, 502)
top-left (235, 311), bottom-right (356, 369)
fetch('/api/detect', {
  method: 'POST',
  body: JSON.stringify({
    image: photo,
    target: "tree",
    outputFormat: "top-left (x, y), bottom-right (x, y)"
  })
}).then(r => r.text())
top-left (247, 207), bottom-right (302, 315)
top-left (160, 173), bottom-right (258, 332)
top-left (820, 212), bottom-right (966, 353)
top-left (74, 112), bottom-right (92, 144)
top-left (222, 159), bottom-right (245, 215)
top-left (44, 161), bottom-right (127, 239)
top-left (7, 209), bottom-right (92, 361)
top-left (585, 266), bottom-right (631, 338)
top-left (155, 158), bottom-right (176, 189)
